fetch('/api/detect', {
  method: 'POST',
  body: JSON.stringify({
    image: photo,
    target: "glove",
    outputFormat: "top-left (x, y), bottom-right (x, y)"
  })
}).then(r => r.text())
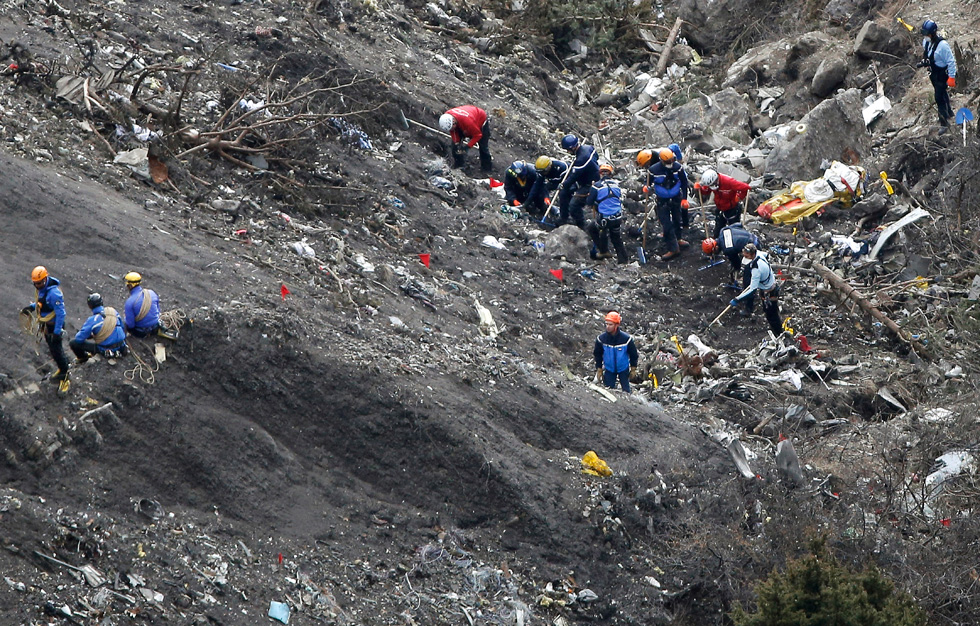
top-left (20, 306), bottom-right (33, 315)
top-left (511, 199), bottom-right (520, 206)
top-left (544, 197), bottom-right (551, 206)
top-left (948, 76), bottom-right (956, 88)
top-left (917, 59), bottom-right (929, 68)
top-left (595, 368), bottom-right (603, 380)
top-left (729, 298), bottom-right (739, 307)
top-left (629, 366), bottom-right (637, 378)
top-left (642, 185), bottom-right (649, 194)
top-left (681, 199), bottom-right (690, 209)
top-left (51, 330), bottom-right (62, 338)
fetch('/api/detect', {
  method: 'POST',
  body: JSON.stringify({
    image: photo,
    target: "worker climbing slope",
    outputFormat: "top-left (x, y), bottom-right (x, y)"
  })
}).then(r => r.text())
top-left (918, 19), bottom-right (957, 132)
top-left (21, 266), bottom-right (70, 382)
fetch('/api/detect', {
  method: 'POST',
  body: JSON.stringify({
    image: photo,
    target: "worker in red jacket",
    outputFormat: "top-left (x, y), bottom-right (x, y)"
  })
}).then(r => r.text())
top-left (439, 105), bottom-right (492, 171)
top-left (694, 169), bottom-right (751, 239)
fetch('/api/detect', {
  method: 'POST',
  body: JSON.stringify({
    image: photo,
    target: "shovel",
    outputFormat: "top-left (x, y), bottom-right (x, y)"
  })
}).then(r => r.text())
top-left (34, 551), bottom-right (106, 587)
top-left (706, 304), bottom-right (733, 330)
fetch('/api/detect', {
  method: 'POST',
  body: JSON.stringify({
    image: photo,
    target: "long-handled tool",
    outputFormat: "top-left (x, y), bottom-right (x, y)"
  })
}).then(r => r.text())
top-left (707, 305), bottom-right (733, 329)
top-left (34, 551), bottom-right (106, 587)
top-left (399, 109), bottom-right (450, 137)
top-left (541, 161), bottom-right (573, 226)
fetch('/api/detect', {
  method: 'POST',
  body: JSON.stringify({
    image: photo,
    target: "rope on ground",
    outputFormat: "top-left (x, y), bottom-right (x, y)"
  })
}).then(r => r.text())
top-left (159, 309), bottom-right (187, 332)
top-left (125, 342), bottom-right (160, 385)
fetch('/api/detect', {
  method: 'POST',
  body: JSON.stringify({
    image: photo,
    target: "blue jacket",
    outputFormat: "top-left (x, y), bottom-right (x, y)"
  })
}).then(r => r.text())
top-left (923, 37), bottom-right (956, 77)
top-left (585, 178), bottom-right (623, 217)
top-left (503, 165), bottom-right (538, 204)
top-left (735, 252), bottom-right (776, 302)
top-left (74, 305), bottom-right (127, 350)
top-left (719, 224), bottom-right (760, 266)
top-left (124, 286), bottom-right (161, 332)
top-left (647, 161), bottom-right (688, 200)
top-left (594, 330), bottom-right (638, 373)
top-left (31, 277), bottom-right (66, 335)
top-left (567, 145), bottom-right (600, 192)
top-left (528, 160), bottom-right (568, 203)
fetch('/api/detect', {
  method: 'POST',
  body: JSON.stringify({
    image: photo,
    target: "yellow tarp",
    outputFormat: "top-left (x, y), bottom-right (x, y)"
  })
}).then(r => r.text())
top-left (581, 450), bottom-right (613, 477)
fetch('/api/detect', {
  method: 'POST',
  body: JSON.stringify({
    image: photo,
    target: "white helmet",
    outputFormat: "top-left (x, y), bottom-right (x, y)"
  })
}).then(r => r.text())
top-left (439, 114), bottom-right (455, 132)
top-left (700, 169), bottom-right (719, 188)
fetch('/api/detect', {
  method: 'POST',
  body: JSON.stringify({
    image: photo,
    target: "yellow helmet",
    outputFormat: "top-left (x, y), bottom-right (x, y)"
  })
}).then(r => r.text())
top-left (636, 149), bottom-right (653, 167)
top-left (124, 271), bottom-right (143, 287)
top-left (534, 155), bottom-right (552, 172)
top-left (31, 266), bottom-right (48, 283)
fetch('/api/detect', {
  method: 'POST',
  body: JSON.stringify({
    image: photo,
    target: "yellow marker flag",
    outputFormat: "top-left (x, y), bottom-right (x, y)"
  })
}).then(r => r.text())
top-left (897, 17), bottom-right (914, 32)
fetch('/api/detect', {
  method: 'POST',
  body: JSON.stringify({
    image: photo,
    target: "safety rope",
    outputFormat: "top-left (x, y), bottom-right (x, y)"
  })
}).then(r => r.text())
top-left (124, 343), bottom-right (160, 385)
top-left (159, 309), bottom-right (187, 333)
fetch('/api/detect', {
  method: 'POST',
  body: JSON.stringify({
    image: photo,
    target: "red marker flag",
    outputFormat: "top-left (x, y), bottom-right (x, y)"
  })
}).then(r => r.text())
top-left (280, 284), bottom-right (290, 301)
top-left (488, 177), bottom-right (504, 188)
top-left (549, 269), bottom-right (563, 281)
top-left (941, 518), bottom-right (951, 527)
top-left (419, 253), bottom-right (430, 268)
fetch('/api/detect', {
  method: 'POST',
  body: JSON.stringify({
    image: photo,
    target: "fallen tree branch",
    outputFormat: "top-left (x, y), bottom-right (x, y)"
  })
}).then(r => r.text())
top-left (655, 17), bottom-right (684, 77)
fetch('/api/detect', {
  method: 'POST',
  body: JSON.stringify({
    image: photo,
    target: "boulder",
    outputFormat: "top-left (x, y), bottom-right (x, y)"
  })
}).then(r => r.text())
top-left (853, 20), bottom-right (907, 60)
top-left (850, 194), bottom-right (888, 219)
top-left (636, 88), bottom-right (753, 148)
top-left (545, 225), bottom-right (591, 261)
top-left (724, 32), bottom-right (832, 89)
top-left (825, 0), bottom-right (876, 28)
top-left (811, 55), bottom-right (848, 97)
top-left (764, 89), bottom-right (869, 184)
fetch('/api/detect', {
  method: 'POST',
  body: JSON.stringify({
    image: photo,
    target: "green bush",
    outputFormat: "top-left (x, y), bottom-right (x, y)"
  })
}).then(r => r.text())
top-left (730, 539), bottom-right (927, 626)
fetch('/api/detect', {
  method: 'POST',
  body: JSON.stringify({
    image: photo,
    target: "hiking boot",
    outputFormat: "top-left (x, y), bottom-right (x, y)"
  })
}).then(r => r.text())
top-left (75, 355), bottom-right (90, 364)
top-left (739, 309), bottom-right (753, 318)
top-left (157, 326), bottom-right (179, 341)
top-left (50, 368), bottom-right (69, 383)
top-left (678, 239), bottom-right (691, 249)
top-left (661, 250), bottom-right (680, 261)
top-left (596, 252), bottom-right (613, 260)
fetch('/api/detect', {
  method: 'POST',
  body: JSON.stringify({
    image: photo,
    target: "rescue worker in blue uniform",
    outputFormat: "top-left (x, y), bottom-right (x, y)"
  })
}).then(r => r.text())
top-left (730, 244), bottom-right (783, 334)
top-left (556, 134), bottom-right (600, 229)
top-left (593, 311), bottom-right (638, 393)
top-left (584, 163), bottom-right (629, 264)
top-left (918, 19), bottom-right (957, 130)
top-left (503, 161), bottom-right (538, 208)
top-left (21, 266), bottom-right (70, 382)
top-left (703, 224), bottom-right (761, 315)
top-left (640, 148), bottom-right (690, 260)
top-left (667, 143), bottom-right (689, 229)
top-left (69, 293), bottom-right (129, 362)
top-left (123, 272), bottom-right (176, 339)
top-left (526, 155), bottom-right (568, 217)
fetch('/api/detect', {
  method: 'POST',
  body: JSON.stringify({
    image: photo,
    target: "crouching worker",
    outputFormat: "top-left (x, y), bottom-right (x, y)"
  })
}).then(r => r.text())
top-left (730, 244), bottom-right (783, 335)
top-left (70, 293), bottom-right (128, 363)
top-left (124, 272), bottom-right (177, 339)
top-left (593, 311), bottom-right (638, 393)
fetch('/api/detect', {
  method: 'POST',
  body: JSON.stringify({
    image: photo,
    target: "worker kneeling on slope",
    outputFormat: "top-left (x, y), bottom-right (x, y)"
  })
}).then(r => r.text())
top-left (70, 293), bottom-right (129, 363)
top-left (124, 272), bottom-right (177, 340)
top-left (584, 163), bottom-right (629, 264)
top-left (593, 311), bottom-right (638, 393)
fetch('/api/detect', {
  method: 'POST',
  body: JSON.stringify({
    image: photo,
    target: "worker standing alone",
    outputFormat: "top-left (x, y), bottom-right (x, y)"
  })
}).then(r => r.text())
top-left (21, 266), bottom-right (70, 382)
top-left (918, 20), bottom-right (957, 131)
top-left (593, 311), bottom-right (638, 393)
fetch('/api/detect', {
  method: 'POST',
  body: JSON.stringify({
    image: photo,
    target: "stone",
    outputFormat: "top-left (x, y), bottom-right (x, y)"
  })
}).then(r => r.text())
top-left (811, 55), bottom-right (848, 97)
top-left (636, 88), bottom-right (753, 148)
top-left (764, 89), bottom-right (870, 184)
top-left (850, 194), bottom-right (888, 218)
top-left (853, 20), bottom-right (907, 60)
top-left (544, 225), bottom-right (591, 262)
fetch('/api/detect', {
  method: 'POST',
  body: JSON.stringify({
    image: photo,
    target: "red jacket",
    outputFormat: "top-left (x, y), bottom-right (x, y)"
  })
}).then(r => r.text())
top-left (697, 174), bottom-right (750, 213)
top-left (447, 105), bottom-right (487, 147)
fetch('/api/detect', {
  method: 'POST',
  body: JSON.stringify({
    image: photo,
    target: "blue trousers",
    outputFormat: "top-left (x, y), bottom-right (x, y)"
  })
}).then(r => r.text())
top-left (603, 368), bottom-right (630, 393)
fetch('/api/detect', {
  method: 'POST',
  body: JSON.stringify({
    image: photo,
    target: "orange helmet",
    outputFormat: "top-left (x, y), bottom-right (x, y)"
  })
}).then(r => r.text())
top-left (659, 148), bottom-right (675, 164)
top-left (31, 266), bottom-right (48, 283)
top-left (636, 149), bottom-right (653, 167)
top-left (702, 238), bottom-right (718, 254)
top-left (599, 163), bottom-right (614, 176)
top-left (604, 311), bottom-right (622, 325)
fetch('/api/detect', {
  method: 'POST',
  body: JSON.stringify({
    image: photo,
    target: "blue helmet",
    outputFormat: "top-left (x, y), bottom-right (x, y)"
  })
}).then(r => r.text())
top-left (921, 19), bottom-right (938, 35)
top-left (509, 161), bottom-right (527, 177)
top-left (668, 143), bottom-right (683, 162)
top-left (560, 134), bottom-right (579, 151)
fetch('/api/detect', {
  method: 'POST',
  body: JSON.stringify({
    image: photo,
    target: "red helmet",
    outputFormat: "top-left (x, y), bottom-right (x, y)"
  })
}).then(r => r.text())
top-left (604, 311), bottom-right (622, 325)
top-left (702, 239), bottom-right (718, 254)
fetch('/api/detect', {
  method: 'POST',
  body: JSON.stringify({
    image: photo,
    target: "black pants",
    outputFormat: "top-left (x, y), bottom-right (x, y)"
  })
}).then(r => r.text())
top-left (656, 197), bottom-right (683, 252)
top-left (556, 185), bottom-right (587, 229)
top-left (69, 339), bottom-right (128, 360)
top-left (586, 215), bottom-right (628, 263)
top-left (44, 327), bottom-right (69, 373)
top-left (713, 205), bottom-right (742, 239)
top-left (760, 284), bottom-right (783, 335)
top-left (451, 121), bottom-right (492, 171)
top-left (930, 67), bottom-right (954, 123)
